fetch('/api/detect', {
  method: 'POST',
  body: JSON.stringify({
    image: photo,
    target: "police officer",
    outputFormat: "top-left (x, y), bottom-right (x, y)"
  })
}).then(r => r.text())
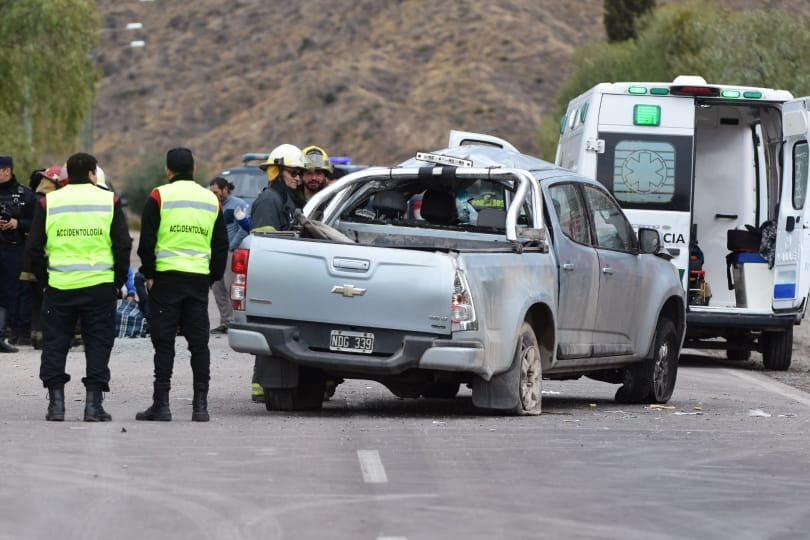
top-left (136, 148), bottom-right (227, 422)
top-left (0, 154), bottom-right (36, 353)
top-left (26, 153), bottom-right (131, 422)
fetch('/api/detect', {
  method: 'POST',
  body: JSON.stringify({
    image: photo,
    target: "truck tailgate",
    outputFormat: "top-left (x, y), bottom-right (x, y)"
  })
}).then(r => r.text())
top-left (245, 238), bottom-right (456, 335)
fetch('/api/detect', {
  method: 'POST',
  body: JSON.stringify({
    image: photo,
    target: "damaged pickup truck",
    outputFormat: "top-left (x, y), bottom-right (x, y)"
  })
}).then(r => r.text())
top-left (227, 131), bottom-right (686, 414)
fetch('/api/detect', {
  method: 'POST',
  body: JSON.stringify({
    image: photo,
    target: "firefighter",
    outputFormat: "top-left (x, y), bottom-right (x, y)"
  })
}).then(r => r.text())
top-left (247, 143), bottom-right (307, 402)
top-left (135, 147), bottom-right (228, 422)
top-left (300, 145), bottom-right (333, 201)
top-left (26, 153), bottom-right (131, 422)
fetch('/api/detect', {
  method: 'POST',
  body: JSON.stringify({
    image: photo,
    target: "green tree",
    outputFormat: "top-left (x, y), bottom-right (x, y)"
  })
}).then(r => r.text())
top-left (604, 0), bottom-right (656, 42)
top-left (0, 0), bottom-right (99, 175)
top-left (538, 1), bottom-right (810, 160)
top-left (124, 152), bottom-right (212, 220)
top-left (124, 152), bottom-right (167, 218)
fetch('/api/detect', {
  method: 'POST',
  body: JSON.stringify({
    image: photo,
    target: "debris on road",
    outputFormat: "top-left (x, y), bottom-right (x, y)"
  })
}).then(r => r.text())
top-left (748, 409), bottom-right (772, 417)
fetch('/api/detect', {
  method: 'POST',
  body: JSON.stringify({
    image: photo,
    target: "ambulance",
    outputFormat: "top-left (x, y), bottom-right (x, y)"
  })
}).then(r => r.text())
top-left (555, 76), bottom-right (810, 369)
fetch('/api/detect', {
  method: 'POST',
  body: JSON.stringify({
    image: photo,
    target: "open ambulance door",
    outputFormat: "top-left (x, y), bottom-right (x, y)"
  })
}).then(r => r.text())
top-left (774, 98), bottom-right (810, 312)
top-left (447, 130), bottom-right (520, 152)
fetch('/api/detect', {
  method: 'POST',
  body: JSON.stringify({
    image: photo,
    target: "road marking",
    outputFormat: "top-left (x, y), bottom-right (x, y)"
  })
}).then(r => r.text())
top-left (378, 537), bottom-right (408, 540)
top-left (357, 449), bottom-right (388, 483)
top-left (724, 369), bottom-right (810, 407)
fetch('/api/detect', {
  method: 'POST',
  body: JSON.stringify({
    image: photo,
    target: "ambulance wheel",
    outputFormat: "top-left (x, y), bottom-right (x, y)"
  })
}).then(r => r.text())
top-left (264, 367), bottom-right (326, 411)
top-left (761, 327), bottom-right (793, 371)
top-left (615, 318), bottom-right (679, 404)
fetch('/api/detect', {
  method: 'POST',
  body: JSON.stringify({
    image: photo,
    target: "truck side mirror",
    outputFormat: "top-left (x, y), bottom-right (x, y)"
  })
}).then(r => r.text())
top-left (638, 227), bottom-right (661, 254)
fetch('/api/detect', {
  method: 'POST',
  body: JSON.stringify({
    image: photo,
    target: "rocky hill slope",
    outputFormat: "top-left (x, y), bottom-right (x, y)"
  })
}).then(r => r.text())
top-left (94, 0), bottom-right (809, 184)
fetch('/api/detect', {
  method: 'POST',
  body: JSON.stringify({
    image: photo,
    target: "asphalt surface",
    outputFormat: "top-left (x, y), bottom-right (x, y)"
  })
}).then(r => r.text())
top-left (2, 299), bottom-right (810, 540)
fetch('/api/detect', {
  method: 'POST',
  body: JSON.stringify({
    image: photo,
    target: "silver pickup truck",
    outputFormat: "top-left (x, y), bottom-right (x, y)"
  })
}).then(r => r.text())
top-left (228, 133), bottom-right (686, 414)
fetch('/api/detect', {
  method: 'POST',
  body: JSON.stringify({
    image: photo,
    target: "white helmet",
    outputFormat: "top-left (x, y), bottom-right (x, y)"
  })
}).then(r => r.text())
top-left (259, 143), bottom-right (306, 181)
top-left (95, 165), bottom-right (110, 190)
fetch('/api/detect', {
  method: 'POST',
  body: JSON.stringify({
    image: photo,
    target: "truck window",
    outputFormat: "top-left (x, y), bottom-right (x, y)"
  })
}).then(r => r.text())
top-left (595, 132), bottom-right (693, 212)
top-left (793, 141), bottom-right (809, 210)
top-left (582, 186), bottom-right (636, 251)
top-left (549, 183), bottom-right (591, 245)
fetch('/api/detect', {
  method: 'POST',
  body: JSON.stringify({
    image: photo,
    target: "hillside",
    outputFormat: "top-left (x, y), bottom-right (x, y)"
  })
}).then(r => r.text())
top-left (93, 0), bottom-right (810, 185)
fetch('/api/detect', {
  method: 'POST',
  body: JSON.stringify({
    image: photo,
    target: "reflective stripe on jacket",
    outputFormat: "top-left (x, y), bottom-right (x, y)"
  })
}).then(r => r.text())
top-left (155, 181), bottom-right (219, 274)
top-left (45, 184), bottom-right (115, 290)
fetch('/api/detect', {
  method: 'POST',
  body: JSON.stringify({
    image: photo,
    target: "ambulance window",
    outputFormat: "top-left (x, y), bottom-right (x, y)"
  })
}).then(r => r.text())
top-left (792, 141), bottom-right (809, 210)
top-left (595, 133), bottom-right (692, 212)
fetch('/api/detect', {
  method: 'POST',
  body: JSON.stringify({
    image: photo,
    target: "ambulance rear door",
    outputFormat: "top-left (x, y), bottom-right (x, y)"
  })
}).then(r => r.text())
top-left (774, 97), bottom-right (810, 312)
top-left (593, 93), bottom-right (696, 287)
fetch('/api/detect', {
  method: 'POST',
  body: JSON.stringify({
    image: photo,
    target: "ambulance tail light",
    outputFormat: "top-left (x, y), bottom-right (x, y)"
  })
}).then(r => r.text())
top-left (451, 270), bottom-right (477, 332)
top-left (230, 248), bottom-right (249, 311)
top-left (671, 85), bottom-right (720, 97)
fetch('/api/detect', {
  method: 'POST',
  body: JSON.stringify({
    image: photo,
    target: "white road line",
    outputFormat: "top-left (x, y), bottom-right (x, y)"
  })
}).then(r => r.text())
top-left (378, 537), bottom-right (408, 540)
top-left (724, 369), bottom-right (810, 407)
top-left (357, 449), bottom-right (388, 483)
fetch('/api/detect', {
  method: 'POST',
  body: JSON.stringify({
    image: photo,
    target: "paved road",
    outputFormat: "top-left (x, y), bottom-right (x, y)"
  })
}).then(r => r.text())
top-left (2, 304), bottom-right (810, 540)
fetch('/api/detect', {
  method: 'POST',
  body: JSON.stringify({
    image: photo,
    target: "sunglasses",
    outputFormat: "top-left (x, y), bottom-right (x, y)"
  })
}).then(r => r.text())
top-left (284, 168), bottom-right (304, 178)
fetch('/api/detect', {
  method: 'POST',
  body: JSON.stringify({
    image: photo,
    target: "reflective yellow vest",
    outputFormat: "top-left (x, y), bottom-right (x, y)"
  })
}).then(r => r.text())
top-left (155, 181), bottom-right (219, 274)
top-left (45, 184), bottom-right (115, 290)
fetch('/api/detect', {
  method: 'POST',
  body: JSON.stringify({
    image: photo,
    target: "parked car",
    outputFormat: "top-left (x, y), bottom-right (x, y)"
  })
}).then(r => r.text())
top-left (216, 154), bottom-right (269, 207)
top-left (227, 131), bottom-right (686, 414)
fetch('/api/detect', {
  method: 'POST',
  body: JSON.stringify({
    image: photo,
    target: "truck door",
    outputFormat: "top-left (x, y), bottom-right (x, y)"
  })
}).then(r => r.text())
top-left (547, 182), bottom-right (599, 359)
top-left (774, 98), bottom-right (810, 311)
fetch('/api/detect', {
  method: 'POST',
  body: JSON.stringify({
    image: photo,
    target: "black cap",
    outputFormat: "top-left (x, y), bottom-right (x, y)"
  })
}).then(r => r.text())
top-left (166, 147), bottom-right (194, 174)
top-left (0, 155), bottom-right (12, 169)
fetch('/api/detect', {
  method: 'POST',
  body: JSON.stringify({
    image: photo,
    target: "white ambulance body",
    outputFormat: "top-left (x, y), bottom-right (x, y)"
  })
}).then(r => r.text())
top-left (555, 76), bottom-right (810, 369)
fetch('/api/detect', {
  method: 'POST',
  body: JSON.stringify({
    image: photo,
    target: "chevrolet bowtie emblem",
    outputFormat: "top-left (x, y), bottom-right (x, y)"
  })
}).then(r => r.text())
top-left (331, 284), bottom-right (367, 298)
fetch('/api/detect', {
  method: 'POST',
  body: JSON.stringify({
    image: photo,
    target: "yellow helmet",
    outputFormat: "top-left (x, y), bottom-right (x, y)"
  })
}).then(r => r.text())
top-left (302, 145), bottom-right (334, 175)
top-left (259, 143), bottom-right (307, 181)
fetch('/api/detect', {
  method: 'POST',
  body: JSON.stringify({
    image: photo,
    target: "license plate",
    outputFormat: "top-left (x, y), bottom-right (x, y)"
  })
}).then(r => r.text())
top-left (329, 330), bottom-right (374, 354)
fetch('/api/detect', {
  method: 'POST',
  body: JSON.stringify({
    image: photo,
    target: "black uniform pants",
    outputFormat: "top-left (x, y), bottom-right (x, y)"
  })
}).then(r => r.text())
top-left (0, 246), bottom-right (23, 332)
top-left (148, 274), bottom-right (210, 385)
top-left (40, 283), bottom-right (116, 391)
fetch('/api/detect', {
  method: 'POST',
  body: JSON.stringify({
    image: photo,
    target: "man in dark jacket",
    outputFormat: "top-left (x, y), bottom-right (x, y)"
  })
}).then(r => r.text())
top-left (136, 147), bottom-right (228, 422)
top-left (0, 154), bottom-right (36, 353)
top-left (247, 143), bottom-right (307, 402)
top-left (26, 152), bottom-right (131, 421)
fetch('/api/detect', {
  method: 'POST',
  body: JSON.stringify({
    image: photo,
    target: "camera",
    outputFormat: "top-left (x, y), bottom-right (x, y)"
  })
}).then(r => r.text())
top-left (0, 202), bottom-right (11, 221)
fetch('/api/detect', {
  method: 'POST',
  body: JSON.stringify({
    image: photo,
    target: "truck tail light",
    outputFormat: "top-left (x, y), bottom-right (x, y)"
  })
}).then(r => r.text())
top-left (451, 270), bottom-right (477, 332)
top-left (230, 248), bottom-right (249, 311)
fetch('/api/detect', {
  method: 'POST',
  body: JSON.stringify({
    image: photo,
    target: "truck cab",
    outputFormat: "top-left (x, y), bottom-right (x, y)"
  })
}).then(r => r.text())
top-left (555, 76), bottom-right (810, 369)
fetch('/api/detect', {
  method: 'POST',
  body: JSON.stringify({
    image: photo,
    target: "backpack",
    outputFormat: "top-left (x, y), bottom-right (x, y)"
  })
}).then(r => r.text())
top-left (115, 300), bottom-right (148, 338)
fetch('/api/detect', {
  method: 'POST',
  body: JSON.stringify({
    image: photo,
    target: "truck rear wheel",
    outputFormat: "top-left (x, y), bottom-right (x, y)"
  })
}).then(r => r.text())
top-left (615, 318), bottom-right (679, 404)
top-left (472, 322), bottom-right (542, 415)
top-left (264, 367), bottom-right (326, 411)
top-left (761, 327), bottom-right (793, 371)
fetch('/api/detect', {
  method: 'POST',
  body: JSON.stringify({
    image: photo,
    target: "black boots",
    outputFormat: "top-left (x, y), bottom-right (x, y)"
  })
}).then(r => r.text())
top-left (192, 382), bottom-right (209, 422)
top-left (0, 307), bottom-right (18, 353)
top-left (136, 383), bottom-right (172, 421)
top-left (136, 382), bottom-right (210, 422)
top-left (46, 387), bottom-right (65, 421)
top-left (84, 390), bottom-right (112, 422)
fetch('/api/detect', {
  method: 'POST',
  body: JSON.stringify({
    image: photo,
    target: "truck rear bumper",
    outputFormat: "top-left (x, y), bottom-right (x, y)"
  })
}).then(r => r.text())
top-left (228, 324), bottom-right (487, 376)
